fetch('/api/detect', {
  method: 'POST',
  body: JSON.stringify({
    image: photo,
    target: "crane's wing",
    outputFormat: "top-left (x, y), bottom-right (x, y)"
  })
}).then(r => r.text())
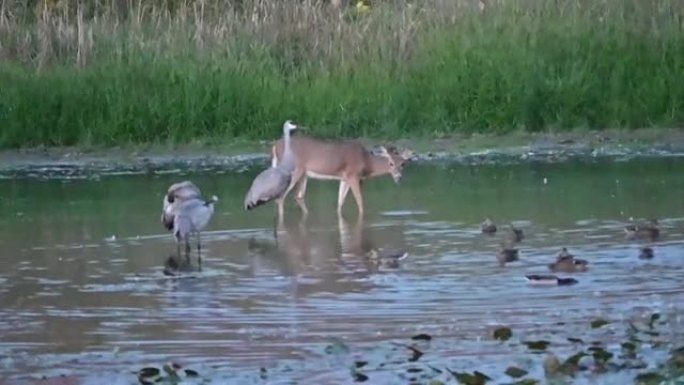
top-left (244, 167), bottom-right (291, 210)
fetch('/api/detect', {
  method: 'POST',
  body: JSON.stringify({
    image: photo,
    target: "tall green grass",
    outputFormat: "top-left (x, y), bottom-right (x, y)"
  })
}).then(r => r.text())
top-left (0, 0), bottom-right (682, 147)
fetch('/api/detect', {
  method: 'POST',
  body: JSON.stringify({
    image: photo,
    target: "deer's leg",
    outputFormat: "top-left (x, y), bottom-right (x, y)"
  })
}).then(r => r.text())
top-left (295, 175), bottom-right (308, 202)
top-left (337, 180), bottom-right (350, 214)
top-left (348, 177), bottom-right (364, 215)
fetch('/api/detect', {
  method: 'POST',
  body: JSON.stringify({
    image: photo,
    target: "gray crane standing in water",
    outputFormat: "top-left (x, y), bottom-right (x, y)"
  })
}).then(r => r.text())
top-left (244, 120), bottom-right (300, 218)
top-left (161, 181), bottom-right (218, 269)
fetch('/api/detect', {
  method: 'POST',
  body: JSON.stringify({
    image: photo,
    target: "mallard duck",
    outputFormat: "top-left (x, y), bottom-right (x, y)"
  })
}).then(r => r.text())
top-left (507, 224), bottom-right (525, 243)
top-left (496, 244), bottom-right (519, 266)
top-left (481, 217), bottom-right (497, 234)
top-left (624, 219), bottom-right (660, 241)
top-left (549, 248), bottom-right (589, 272)
top-left (638, 246), bottom-right (654, 260)
top-left (368, 248), bottom-right (408, 268)
top-left (525, 274), bottom-right (578, 286)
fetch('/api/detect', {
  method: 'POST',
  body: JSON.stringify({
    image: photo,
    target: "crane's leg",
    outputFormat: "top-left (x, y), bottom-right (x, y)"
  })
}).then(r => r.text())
top-left (196, 232), bottom-right (202, 271)
top-left (184, 237), bottom-right (191, 264)
top-left (336, 180), bottom-right (350, 215)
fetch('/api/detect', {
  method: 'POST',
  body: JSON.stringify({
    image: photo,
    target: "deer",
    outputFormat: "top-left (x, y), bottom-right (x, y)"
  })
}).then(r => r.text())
top-left (270, 135), bottom-right (414, 215)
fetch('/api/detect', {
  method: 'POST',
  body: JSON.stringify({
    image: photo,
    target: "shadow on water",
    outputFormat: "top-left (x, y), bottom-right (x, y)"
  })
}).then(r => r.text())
top-left (0, 158), bottom-right (683, 383)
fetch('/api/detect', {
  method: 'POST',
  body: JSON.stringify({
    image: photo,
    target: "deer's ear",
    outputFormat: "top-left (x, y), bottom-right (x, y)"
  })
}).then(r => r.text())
top-left (378, 145), bottom-right (390, 157)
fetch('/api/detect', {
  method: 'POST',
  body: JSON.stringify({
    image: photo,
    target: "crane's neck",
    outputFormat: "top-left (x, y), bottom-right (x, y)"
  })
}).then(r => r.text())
top-left (280, 128), bottom-right (296, 173)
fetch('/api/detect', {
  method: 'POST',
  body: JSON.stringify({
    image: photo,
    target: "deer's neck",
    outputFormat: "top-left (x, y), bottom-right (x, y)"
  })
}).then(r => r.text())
top-left (366, 154), bottom-right (390, 177)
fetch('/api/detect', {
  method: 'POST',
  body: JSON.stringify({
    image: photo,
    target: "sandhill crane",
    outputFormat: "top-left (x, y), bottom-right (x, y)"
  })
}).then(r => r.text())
top-left (161, 181), bottom-right (217, 269)
top-left (161, 180), bottom-right (201, 230)
top-left (172, 195), bottom-right (218, 268)
top-left (244, 120), bottom-right (300, 218)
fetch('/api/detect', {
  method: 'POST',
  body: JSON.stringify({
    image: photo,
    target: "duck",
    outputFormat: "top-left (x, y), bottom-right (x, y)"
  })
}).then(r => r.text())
top-left (525, 274), bottom-right (578, 286)
top-left (496, 243), bottom-right (519, 266)
top-left (624, 219), bottom-right (660, 241)
top-left (549, 248), bottom-right (589, 273)
top-left (367, 248), bottom-right (408, 268)
top-left (507, 224), bottom-right (525, 243)
top-left (481, 217), bottom-right (497, 234)
top-left (638, 246), bottom-right (654, 260)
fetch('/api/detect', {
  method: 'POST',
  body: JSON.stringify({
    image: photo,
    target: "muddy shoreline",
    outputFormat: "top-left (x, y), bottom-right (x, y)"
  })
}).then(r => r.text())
top-left (1, 128), bottom-right (683, 178)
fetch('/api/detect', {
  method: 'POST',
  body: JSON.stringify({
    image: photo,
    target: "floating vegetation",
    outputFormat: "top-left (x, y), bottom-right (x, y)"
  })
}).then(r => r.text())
top-left (504, 366), bottom-right (528, 378)
top-left (522, 340), bottom-right (551, 351)
top-left (634, 372), bottom-right (666, 385)
top-left (493, 327), bottom-right (513, 341)
top-left (446, 368), bottom-right (492, 385)
top-left (411, 333), bottom-right (433, 342)
top-left (590, 318), bottom-right (610, 328)
top-left (324, 340), bottom-right (351, 355)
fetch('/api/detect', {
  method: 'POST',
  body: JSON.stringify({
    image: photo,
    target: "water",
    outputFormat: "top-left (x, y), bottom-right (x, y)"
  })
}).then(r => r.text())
top-left (1, 157), bottom-right (683, 384)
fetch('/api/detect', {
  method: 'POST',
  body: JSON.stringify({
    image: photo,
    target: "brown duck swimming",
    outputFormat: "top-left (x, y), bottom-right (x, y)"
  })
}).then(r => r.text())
top-left (624, 219), bottom-right (660, 241)
top-left (496, 243), bottom-right (519, 266)
top-left (368, 248), bottom-right (409, 268)
top-left (638, 246), bottom-right (655, 260)
top-left (481, 217), bottom-right (497, 234)
top-left (549, 248), bottom-right (589, 273)
top-left (507, 224), bottom-right (525, 243)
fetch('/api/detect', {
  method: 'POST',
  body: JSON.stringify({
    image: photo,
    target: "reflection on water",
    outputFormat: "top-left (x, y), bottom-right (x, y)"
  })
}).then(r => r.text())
top-left (0, 158), bottom-right (683, 383)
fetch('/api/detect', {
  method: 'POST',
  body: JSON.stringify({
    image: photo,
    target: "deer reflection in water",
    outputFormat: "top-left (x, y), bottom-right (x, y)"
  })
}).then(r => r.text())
top-left (246, 208), bottom-right (410, 280)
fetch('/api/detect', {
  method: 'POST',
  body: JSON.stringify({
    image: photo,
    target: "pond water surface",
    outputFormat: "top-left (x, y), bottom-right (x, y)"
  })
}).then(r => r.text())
top-left (0, 157), bottom-right (683, 384)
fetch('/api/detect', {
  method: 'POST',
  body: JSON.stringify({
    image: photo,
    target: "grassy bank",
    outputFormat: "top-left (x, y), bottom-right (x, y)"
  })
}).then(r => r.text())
top-left (0, 0), bottom-right (682, 148)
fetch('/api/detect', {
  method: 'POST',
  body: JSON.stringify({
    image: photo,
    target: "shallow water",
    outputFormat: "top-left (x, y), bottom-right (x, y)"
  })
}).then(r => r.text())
top-left (1, 158), bottom-right (683, 384)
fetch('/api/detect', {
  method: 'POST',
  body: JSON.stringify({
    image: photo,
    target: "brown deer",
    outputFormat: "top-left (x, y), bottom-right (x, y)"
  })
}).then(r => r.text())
top-left (271, 135), bottom-right (414, 214)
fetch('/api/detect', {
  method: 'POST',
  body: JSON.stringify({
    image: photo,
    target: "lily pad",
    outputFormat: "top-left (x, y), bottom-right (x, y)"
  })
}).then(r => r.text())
top-left (634, 372), bottom-right (666, 385)
top-left (451, 370), bottom-right (491, 385)
top-left (567, 337), bottom-right (584, 344)
top-left (411, 333), bottom-right (433, 342)
top-left (406, 367), bottom-right (423, 373)
top-left (354, 361), bottom-right (368, 369)
top-left (514, 380), bottom-right (539, 385)
top-left (564, 352), bottom-right (588, 367)
top-left (407, 346), bottom-right (424, 362)
top-left (589, 346), bottom-right (614, 364)
top-left (352, 371), bottom-right (369, 382)
top-left (429, 381), bottom-right (446, 385)
top-left (648, 313), bottom-right (660, 329)
top-left (590, 318), bottom-right (609, 328)
top-left (184, 369), bottom-right (199, 378)
top-left (523, 340), bottom-right (550, 351)
top-left (493, 327), bottom-right (512, 341)
top-left (505, 366), bottom-right (528, 378)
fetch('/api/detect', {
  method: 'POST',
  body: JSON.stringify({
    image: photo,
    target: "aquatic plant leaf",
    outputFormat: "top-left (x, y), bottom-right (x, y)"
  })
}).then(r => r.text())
top-left (493, 327), bottom-right (512, 341)
top-left (354, 361), bottom-right (368, 369)
top-left (259, 368), bottom-right (267, 380)
top-left (563, 352), bottom-right (587, 367)
top-left (522, 340), bottom-right (550, 351)
top-left (634, 372), bottom-right (666, 385)
top-left (406, 367), bottom-right (423, 373)
top-left (428, 381), bottom-right (445, 385)
top-left (411, 333), bottom-right (432, 342)
top-left (407, 346), bottom-right (424, 362)
top-left (590, 318), bottom-right (609, 328)
top-left (567, 337), bottom-right (584, 344)
top-left (137, 367), bottom-right (162, 385)
top-left (514, 380), bottom-right (539, 385)
top-left (324, 341), bottom-right (350, 355)
top-left (352, 371), bottom-right (369, 382)
top-left (648, 313), bottom-right (661, 329)
top-left (622, 342), bottom-right (637, 352)
top-left (184, 369), bottom-right (199, 378)
top-left (504, 366), bottom-right (528, 378)
top-left (451, 370), bottom-right (490, 385)
top-left (589, 347), bottom-right (613, 364)
top-left (667, 346), bottom-right (684, 368)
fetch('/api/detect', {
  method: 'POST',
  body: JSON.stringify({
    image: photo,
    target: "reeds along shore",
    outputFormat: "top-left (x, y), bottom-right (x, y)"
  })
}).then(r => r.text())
top-left (0, 0), bottom-right (682, 147)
